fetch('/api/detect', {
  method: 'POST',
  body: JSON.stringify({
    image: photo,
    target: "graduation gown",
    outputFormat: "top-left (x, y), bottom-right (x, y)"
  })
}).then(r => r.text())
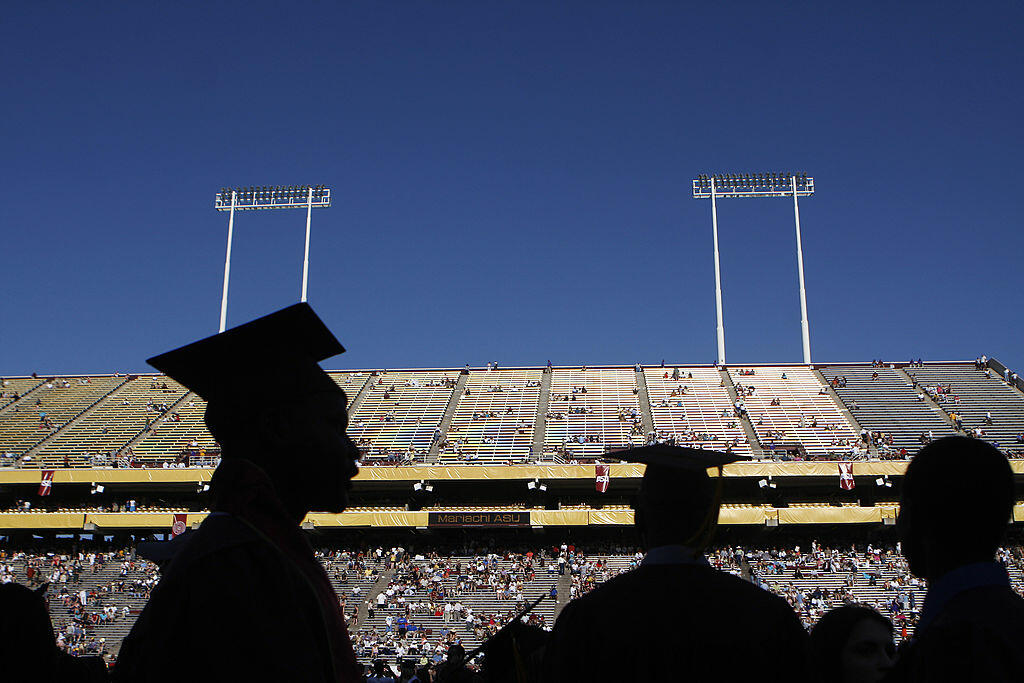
top-left (112, 459), bottom-right (361, 683)
top-left (542, 562), bottom-right (808, 682)
top-left (886, 585), bottom-right (1024, 683)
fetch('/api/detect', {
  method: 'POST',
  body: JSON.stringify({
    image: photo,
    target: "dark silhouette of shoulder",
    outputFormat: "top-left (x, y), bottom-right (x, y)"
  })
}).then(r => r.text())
top-left (113, 515), bottom-right (338, 683)
top-left (894, 586), bottom-right (1024, 682)
top-left (544, 563), bottom-right (807, 682)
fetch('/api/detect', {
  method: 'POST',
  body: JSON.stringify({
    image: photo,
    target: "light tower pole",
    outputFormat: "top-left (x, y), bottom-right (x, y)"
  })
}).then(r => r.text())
top-left (710, 177), bottom-right (726, 365)
top-left (214, 185), bottom-right (332, 331)
top-left (791, 175), bottom-right (811, 364)
top-left (218, 190), bottom-right (237, 333)
top-left (692, 173), bottom-right (816, 364)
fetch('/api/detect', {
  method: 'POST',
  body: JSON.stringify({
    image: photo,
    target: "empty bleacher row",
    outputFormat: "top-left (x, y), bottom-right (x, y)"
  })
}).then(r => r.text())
top-left (3, 362), bottom-right (1024, 468)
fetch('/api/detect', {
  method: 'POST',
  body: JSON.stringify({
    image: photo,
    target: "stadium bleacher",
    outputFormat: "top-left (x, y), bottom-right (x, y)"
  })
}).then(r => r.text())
top-left (543, 367), bottom-right (644, 460)
top-left (1, 362), bottom-right (1024, 468)
top-left (906, 363), bottom-right (1024, 453)
top-left (348, 370), bottom-right (459, 464)
top-left (732, 366), bottom-right (859, 459)
top-left (0, 376), bottom-right (128, 462)
top-left (821, 364), bottom-right (957, 454)
top-left (440, 369), bottom-right (543, 463)
top-left (644, 366), bottom-right (753, 456)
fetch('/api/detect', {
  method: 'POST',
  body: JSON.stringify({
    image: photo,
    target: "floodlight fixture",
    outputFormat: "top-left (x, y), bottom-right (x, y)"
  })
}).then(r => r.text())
top-left (692, 171), bottom-right (815, 365)
top-left (213, 184), bottom-right (332, 332)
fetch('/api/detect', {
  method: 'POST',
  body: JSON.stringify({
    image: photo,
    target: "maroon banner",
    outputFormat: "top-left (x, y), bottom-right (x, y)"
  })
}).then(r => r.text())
top-left (838, 462), bottom-right (855, 490)
top-left (595, 464), bottom-right (610, 493)
top-left (38, 470), bottom-right (55, 496)
top-left (171, 513), bottom-right (188, 537)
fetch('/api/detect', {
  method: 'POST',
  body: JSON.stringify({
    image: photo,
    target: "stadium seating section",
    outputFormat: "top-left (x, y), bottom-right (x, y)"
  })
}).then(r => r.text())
top-left (3, 361), bottom-right (1024, 468)
top-left (644, 367), bottom-right (753, 456)
top-left (5, 543), bottom-right (1021, 663)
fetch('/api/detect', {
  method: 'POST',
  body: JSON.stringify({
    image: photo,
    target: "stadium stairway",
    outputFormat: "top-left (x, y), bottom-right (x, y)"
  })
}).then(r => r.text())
top-left (634, 368), bottom-right (655, 436)
top-left (719, 368), bottom-right (764, 458)
top-left (21, 376), bottom-right (132, 462)
top-left (810, 367), bottom-right (876, 458)
top-left (344, 373), bottom-right (376, 415)
top-left (531, 370), bottom-right (553, 461)
top-left (904, 363), bottom-right (1024, 450)
top-left (553, 572), bottom-right (572, 619)
top-left (108, 389), bottom-right (198, 462)
top-left (427, 372), bottom-right (469, 463)
top-left (822, 365), bottom-right (955, 453)
top-left (355, 566), bottom-right (394, 626)
top-left (895, 367), bottom-right (962, 434)
top-left (0, 377), bottom-right (47, 415)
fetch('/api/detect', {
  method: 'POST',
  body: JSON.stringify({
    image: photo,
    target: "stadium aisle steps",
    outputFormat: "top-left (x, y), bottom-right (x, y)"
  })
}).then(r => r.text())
top-left (634, 368), bottom-right (655, 436)
top-left (906, 363), bottom-right (1024, 451)
top-left (731, 366), bottom-right (859, 459)
top-left (5, 376), bottom-right (131, 462)
top-left (823, 364), bottom-right (955, 454)
top-left (428, 372), bottom-right (469, 463)
top-left (645, 367), bottom-right (752, 457)
top-left (36, 378), bottom-right (190, 467)
top-left (0, 377), bottom-right (47, 414)
top-left (719, 367), bottom-right (764, 458)
top-left (810, 367), bottom-right (876, 457)
top-left (531, 369), bottom-right (552, 460)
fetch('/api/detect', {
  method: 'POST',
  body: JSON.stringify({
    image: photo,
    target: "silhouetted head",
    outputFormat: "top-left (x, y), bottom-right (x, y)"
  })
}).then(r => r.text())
top-left (810, 605), bottom-right (894, 683)
top-left (607, 445), bottom-right (746, 551)
top-left (148, 304), bottom-right (360, 519)
top-left (0, 583), bottom-right (58, 682)
top-left (898, 436), bottom-right (1013, 580)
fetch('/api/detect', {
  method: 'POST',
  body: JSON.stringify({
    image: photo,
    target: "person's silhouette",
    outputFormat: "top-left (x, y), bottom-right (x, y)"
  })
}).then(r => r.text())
top-left (811, 604), bottom-right (895, 683)
top-left (0, 582), bottom-right (109, 682)
top-left (112, 304), bottom-right (362, 682)
top-left (542, 445), bottom-right (808, 682)
top-left (886, 436), bottom-right (1024, 682)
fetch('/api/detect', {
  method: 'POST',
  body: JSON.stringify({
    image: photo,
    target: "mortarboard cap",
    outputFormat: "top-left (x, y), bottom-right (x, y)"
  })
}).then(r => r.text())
top-left (603, 445), bottom-right (749, 551)
top-left (602, 444), bottom-right (748, 472)
top-left (146, 303), bottom-right (344, 407)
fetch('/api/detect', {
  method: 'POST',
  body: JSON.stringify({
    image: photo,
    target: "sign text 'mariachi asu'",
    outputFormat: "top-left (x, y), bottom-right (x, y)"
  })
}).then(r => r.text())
top-left (427, 511), bottom-right (530, 527)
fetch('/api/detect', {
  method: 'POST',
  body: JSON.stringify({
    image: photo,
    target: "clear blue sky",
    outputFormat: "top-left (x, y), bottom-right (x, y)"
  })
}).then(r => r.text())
top-left (2, 2), bottom-right (1021, 376)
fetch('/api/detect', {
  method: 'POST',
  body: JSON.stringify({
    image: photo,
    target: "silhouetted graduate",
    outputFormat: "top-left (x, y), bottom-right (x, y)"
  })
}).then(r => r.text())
top-left (885, 437), bottom-right (1024, 682)
top-left (112, 304), bottom-right (362, 683)
top-left (542, 445), bottom-right (808, 682)
top-left (0, 582), bottom-right (108, 682)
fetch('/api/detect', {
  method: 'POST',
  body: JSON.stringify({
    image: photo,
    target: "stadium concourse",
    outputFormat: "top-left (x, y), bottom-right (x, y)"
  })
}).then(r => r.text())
top-left (2, 358), bottom-right (1024, 673)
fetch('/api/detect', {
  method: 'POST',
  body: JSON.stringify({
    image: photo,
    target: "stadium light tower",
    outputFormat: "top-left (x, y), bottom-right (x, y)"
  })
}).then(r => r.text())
top-left (692, 173), bottom-right (815, 364)
top-left (213, 185), bottom-right (332, 332)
